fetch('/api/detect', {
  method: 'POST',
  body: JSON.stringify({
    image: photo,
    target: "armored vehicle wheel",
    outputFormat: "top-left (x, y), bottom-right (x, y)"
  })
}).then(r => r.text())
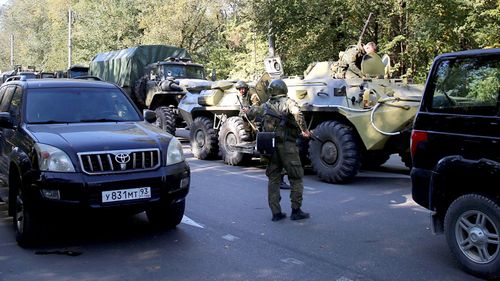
top-left (154, 106), bottom-right (176, 135)
top-left (309, 121), bottom-right (361, 183)
top-left (218, 116), bottom-right (252, 165)
top-left (361, 151), bottom-right (391, 169)
top-left (444, 194), bottom-right (500, 280)
top-left (190, 116), bottom-right (219, 159)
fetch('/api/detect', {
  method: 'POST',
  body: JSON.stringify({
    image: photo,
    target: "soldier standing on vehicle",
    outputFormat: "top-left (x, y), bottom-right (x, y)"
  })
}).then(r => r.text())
top-left (341, 44), bottom-right (365, 79)
top-left (244, 79), bottom-right (312, 221)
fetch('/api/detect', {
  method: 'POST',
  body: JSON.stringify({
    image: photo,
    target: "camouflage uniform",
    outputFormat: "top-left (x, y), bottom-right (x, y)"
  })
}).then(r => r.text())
top-left (236, 81), bottom-right (261, 135)
top-left (333, 45), bottom-right (365, 79)
top-left (248, 80), bottom-right (309, 219)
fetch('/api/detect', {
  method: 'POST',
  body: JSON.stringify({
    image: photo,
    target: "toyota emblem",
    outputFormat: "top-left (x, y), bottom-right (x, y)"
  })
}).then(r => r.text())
top-left (115, 153), bottom-right (130, 170)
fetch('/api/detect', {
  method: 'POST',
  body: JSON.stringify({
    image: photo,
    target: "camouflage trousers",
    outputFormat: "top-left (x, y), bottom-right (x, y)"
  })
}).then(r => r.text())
top-left (265, 141), bottom-right (304, 215)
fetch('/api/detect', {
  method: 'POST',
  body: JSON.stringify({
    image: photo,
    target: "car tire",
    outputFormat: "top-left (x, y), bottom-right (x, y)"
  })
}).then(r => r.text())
top-left (190, 116), bottom-right (219, 160)
top-left (146, 199), bottom-right (185, 229)
top-left (154, 106), bottom-right (176, 135)
top-left (218, 116), bottom-right (252, 165)
top-left (444, 194), bottom-right (500, 280)
top-left (13, 184), bottom-right (40, 248)
top-left (309, 121), bottom-right (360, 183)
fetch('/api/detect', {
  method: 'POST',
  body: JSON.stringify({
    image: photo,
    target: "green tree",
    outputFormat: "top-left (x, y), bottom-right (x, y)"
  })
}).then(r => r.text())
top-left (72, 0), bottom-right (143, 65)
top-left (248, 0), bottom-right (351, 75)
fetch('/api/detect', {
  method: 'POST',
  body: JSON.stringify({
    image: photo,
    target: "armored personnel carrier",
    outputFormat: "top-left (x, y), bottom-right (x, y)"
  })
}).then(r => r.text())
top-left (179, 47), bottom-right (423, 183)
top-left (178, 75), bottom-right (270, 164)
top-left (282, 57), bottom-right (423, 183)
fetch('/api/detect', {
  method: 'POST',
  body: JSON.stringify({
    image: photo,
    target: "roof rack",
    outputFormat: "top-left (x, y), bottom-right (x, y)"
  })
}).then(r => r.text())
top-left (5, 75), bottom-right (30, 82)
top-left (73, 75), bottom-right (102, 81)
top-left (164, 57), bottom-right (192, 63)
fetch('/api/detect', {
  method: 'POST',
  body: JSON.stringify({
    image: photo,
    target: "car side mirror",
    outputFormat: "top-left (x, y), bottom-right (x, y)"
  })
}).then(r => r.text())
top-left (143, 109), bottom-right (157, 123)
top-left (0, 112), bottom-right (14, 128)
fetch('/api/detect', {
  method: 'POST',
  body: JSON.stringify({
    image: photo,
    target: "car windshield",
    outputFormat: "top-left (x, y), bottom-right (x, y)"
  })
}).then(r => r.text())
top-left (68, 69), bottom-right (88, 78)
top-left (162, 65), bottom-right (205, 79)
top-left (25, 87), bottom-right (142, 124)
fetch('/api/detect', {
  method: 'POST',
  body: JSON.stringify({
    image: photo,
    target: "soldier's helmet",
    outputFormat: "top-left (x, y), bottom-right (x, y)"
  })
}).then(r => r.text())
top-left (268, 79), bottom-right (288, 96)
top-left (235, 80), bottom-right (249, 89)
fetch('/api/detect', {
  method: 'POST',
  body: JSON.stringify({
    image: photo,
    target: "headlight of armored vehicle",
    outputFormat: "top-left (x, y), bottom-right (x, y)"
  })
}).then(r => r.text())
top-left (35, 143), bottom-right (75, 172)
top-left (166, 137), bottom-right (185, 165)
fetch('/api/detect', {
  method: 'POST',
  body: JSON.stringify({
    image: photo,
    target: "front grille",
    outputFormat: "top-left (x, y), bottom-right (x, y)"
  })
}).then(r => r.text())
top-left (78, 149), bottom-right (161, 175)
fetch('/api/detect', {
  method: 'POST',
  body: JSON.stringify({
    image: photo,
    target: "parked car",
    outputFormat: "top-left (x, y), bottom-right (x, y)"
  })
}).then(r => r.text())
top-left (0, 78), bottom-right (190, 247)
top-left (411, 48), bottom-right (500, 279)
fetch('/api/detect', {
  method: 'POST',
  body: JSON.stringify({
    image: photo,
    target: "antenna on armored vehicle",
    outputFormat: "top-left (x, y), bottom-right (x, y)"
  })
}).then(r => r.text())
top-left (358, 12), bottom-right (373, 46)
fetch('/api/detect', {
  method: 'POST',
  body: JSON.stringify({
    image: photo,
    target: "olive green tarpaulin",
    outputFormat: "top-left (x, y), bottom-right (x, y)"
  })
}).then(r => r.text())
top-left (89, 45), bottom-right (191, 90)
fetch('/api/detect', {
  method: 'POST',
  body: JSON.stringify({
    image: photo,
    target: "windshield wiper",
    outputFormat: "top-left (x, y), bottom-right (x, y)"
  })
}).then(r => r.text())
top-left (28, 120), bottom-right (74, 124)
top-left (79, 118), bottom-right (122, 123)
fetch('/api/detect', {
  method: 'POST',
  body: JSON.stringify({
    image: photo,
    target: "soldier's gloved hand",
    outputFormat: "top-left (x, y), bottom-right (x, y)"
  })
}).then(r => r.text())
top-left (301, 130), bottom-right (312, 138)
top-left (241, 107), bottom-right (249, 114)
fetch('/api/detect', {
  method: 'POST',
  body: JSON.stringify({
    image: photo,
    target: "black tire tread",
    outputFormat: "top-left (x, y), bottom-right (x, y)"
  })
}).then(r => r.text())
top-left (218, 116), bottom-right (252, 166)
top-left (147, 200), bottom-right (185, 229)
top-left (309, 121), bottom-right (360, 183)
top-left (155, 106), bottom-right (176, 135)
top-left (189, 116), bottom-right (219, 160)
top-left (444, 194), bottom-right (500, 280)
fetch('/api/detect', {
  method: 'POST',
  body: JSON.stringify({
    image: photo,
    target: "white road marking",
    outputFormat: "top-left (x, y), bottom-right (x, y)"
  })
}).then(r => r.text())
top-left (222, 234), bottom-right (240, 241)
top-left (181, 215), bottom-right (204, 228)
top-left (336, 277), bottom-right (353, 281)
top-left (280, 258), bottom-right (305, 265)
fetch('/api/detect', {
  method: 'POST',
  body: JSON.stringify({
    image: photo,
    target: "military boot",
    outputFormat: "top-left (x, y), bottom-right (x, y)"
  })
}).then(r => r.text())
top-left (271, 212), bottom-right (287, 221)
top-left (291, 208), bottom-right (310, 220)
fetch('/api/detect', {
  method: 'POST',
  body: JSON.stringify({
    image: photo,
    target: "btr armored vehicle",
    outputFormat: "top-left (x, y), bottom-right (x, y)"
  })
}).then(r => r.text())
top-left (179, 47), bottom-right (423, 183)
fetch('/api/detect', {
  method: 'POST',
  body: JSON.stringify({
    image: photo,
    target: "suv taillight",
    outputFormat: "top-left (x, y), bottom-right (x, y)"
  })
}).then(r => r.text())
top-left (410, 130), bottom-right (428, 158)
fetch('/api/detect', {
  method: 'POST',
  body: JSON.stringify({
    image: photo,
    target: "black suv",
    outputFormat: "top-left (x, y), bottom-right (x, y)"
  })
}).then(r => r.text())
top-left (411, 48), bottom-right (500, 279)
top-left (0, 78), bottom-right (190, 247)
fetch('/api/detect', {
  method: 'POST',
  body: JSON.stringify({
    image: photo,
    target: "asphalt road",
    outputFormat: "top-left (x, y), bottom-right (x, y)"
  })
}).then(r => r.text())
top-left (0, 136), bottom-right (484, 281)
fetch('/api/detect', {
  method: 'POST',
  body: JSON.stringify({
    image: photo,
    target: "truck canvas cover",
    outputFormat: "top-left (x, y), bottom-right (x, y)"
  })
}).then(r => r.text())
top-left (89, 45), bottom-right (191, 89)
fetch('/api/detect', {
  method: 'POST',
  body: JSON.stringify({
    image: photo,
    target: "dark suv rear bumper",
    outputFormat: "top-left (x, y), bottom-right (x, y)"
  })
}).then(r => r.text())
top-left (25, 162), bottom-right (190, 213)
top-left (410, 167), bottom-right (432, 210)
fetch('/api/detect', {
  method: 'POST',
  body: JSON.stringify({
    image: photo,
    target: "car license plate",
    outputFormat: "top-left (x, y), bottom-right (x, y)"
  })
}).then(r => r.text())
top-left (102, 187), bottom-right (151, 203)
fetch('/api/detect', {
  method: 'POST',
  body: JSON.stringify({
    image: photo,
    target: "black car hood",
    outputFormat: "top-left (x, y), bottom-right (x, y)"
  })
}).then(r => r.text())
top-left (26, 122), bottom-right (172, 153)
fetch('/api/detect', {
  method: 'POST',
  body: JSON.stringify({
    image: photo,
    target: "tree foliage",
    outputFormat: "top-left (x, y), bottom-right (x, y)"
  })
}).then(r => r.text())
top-left (0, 0), bottom-right (498, 81)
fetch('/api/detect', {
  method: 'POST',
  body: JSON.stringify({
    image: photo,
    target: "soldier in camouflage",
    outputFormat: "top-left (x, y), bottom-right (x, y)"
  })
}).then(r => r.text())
top-left (236, 80), bottom-right (291, 189)
top-left (244, 79), bottom-right (312, 221)
top-left (332, 44), bottom-right (366, 79)
top-left (235, 80), bottom-right (260, 108)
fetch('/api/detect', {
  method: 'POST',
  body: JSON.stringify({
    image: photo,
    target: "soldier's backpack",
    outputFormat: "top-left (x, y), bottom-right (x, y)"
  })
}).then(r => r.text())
top-left (255, 102), bottom-right (286, 156)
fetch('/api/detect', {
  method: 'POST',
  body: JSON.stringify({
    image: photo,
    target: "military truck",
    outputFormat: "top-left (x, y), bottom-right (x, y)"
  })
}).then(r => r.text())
top-left (89, 45), bottom-right (212, 135)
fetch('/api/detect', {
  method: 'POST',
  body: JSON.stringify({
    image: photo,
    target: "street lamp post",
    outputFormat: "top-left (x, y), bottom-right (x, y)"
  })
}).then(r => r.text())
top-left (10, 33), bottom-right (14, 68)
top-left (68, 9), bottom-right (72, 69)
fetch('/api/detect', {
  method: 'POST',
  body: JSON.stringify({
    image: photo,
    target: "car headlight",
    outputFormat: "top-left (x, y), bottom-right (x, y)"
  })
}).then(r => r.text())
top-left (35, 143), bottom-right (75, 172)
top-left (166, 137), bottom-right (185, 165)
